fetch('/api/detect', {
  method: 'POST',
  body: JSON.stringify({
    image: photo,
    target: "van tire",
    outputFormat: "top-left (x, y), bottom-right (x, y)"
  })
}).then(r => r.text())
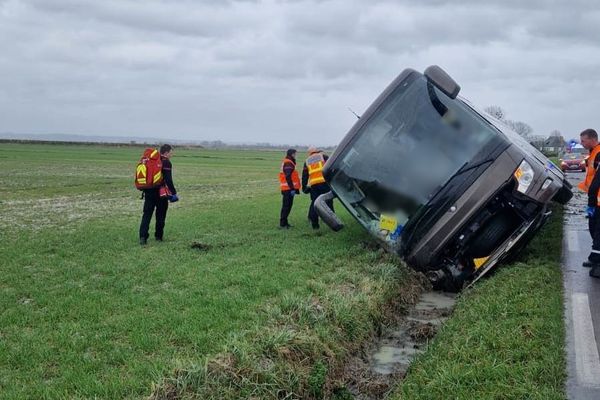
top-left (468, 213), bottom-right (518, 258)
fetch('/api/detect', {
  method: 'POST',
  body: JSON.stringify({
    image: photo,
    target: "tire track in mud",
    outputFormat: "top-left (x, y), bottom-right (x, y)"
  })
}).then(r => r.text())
top-left (336, 291), bottom-right (457, 399)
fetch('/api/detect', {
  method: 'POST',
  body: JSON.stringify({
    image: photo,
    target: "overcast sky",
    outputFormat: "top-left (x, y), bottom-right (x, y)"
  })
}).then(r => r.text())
top-left (1, 0), bottom-right (599, 145)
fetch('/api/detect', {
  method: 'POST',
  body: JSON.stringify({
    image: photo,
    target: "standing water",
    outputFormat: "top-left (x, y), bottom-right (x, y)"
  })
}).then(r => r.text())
top-left (338, 291), bottom-right (457, 399)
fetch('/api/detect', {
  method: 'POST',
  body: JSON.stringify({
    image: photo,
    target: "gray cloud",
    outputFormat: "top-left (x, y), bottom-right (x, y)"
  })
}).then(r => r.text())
top-left (1, 0), bottom-right (600, 144)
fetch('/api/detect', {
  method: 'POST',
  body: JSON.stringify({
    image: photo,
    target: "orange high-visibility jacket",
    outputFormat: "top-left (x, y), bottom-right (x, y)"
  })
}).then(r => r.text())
top-left (279, 158), bottom-right (300, 191)
top-left (305, 151), bottom-right (326, 187)
top-left (578, 144), bottom-right (600, 206)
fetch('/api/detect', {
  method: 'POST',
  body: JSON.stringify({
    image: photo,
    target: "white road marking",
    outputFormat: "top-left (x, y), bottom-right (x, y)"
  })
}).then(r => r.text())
top-left (568, 230), bottom-right (580, 253)
top-left (572, 293), bottom-right (600, 387)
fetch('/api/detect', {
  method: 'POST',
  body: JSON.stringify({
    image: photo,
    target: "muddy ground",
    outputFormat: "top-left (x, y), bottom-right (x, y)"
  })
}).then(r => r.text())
top-left (334, 291), bottom-right (457, 399)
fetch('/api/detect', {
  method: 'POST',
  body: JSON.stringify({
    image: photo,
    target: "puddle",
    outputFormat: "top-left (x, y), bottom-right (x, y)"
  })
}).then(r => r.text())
top-left (336, 291), bottom-right (456, 399)
top-left (564, 173), bottom-right (587, 230)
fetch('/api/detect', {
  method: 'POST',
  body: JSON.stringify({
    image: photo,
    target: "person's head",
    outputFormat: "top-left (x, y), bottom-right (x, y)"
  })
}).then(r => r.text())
top-left (580, 129), bottom-right (598, 150)
top-left (286, 148), bottom-right (297, 159)
top-left (307, 146), bottom-right (318, 154)
top-left (160, 144), bottom-right (173, 158)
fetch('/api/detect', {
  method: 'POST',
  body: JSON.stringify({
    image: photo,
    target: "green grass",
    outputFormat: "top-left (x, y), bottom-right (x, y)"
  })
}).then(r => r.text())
top-left (0, 143), bottom-right (567, 399)
top-left (392, 206), bottom-right (566, 400)
top-left (0, 143), bottom-right (425, 399)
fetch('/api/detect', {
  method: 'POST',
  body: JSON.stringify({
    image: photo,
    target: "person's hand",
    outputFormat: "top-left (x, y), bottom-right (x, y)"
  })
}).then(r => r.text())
top-left (302, 187), bottom-right (310, 194)
top-left (169, 194), bottom-right (179, 203)
top-left (290, 190), bottom-right (296, 196)
top-left (586, 206), bottom-right (595, 218)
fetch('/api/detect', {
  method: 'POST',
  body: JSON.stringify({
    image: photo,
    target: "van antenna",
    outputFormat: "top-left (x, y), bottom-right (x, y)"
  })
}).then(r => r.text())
top-left (347, 107), bottom-right (361, 119)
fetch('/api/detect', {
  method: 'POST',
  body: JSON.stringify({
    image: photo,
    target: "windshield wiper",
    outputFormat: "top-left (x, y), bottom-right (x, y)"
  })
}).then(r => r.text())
top-left (438, 158), bottom-right (494, 193)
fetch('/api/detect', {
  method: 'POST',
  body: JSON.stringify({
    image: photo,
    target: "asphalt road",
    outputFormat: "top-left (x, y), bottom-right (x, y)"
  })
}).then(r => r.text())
top-left (562, 171), bottom-right (600, 399)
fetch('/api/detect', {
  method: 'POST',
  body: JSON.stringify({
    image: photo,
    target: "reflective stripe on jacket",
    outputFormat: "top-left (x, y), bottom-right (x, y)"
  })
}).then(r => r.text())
top-left (279, 158), bottom-right (300, 191)
top-left (306, 151), bottom-right (326, 187)
top-left (578, 144), bottom-right (600, 206)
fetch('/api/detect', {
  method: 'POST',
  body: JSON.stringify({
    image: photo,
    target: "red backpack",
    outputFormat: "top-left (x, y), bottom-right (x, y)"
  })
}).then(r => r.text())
top-left (134, 148), bottom-right (164, 190)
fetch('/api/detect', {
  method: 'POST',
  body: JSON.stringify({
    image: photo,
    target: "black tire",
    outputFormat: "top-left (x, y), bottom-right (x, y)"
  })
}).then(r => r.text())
top-left (553, 182), bottom-right (573, 205)
top-left (467, 213), bottom-right (518, 258)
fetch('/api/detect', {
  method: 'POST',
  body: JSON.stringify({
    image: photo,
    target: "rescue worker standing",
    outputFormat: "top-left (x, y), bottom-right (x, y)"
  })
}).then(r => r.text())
top-left (578, 129), bottom-right (600, 278)
top-left (279, 148), bottom-right (301, 228)
top-left (139, 144), bottom-right (178, 245)
top-left (302, 146), bottom-right (334, 229)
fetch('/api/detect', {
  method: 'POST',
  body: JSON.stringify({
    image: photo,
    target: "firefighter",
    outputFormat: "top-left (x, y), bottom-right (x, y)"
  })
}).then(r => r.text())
top-left (578, 129), bottom-right (600, 277)
top-left (302, 146), bottom-right (334, 229)
top-left (279, 148), bottom-right (301, 228)
top-left (139, 144), bottom-right (178, 245)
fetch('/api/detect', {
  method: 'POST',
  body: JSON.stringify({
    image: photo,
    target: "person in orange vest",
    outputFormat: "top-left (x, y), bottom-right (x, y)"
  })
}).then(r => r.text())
top-left (279, 148), bottom-right (301, 229)
top-left (302, 146), bottom-right (334, 229)
top-left (578, 129), bottom-right (600, 277)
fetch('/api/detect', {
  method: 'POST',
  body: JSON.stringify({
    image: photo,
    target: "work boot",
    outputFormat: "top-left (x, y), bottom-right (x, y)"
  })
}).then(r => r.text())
top-left (590, 265), bottom-right (600, 279)
top-left (582, 260), bottom-right (597, 268)
top-left (140, 237), bottom-right (148, 245)
top-left (312, 223), bottom-right (320, 230)
top-left (155, 237), bottom-right (163, 242)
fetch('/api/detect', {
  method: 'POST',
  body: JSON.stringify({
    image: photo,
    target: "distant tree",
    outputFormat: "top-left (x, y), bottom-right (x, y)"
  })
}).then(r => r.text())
top-left (484, 105), bottom-right (506, 120)
top-left (549, 129), bottom-right (562, 137)
top-left (485, 105), bottom-right (533, 138)
top-left (506, 120), bottom-right (533, 138)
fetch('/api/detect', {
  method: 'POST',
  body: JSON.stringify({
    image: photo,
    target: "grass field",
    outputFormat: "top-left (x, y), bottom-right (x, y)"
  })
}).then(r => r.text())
top-left (0, 143), bottom-right (566, 399)
top-left (1, 143), bottom-right (425, 399)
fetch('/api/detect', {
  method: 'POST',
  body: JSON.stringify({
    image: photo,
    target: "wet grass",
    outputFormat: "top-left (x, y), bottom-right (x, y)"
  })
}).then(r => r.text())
top-left (1, 143), bottom-right (567, 399)
top-left (0, 143), bottom-right (427, 399)
top-left (392, 206), bottom-right (566, 400)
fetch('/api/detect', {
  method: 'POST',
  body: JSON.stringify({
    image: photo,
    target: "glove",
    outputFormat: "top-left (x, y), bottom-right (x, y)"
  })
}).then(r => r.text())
top-left (290, 190), bottom-right (296, 196)
top-left (169, 194), bottom-right (179, 203)
top-left (587, 206), bottom-right (595, 218)
top-left (302, 187), bottom-right (310, 194)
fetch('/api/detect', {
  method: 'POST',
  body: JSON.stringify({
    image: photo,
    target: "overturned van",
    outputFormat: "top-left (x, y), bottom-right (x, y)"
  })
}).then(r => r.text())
top-left (316, 66), bottom-right (572, 291)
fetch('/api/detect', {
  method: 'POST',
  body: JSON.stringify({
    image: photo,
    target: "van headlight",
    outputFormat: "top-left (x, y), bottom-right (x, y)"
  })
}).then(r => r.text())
top-left (514, 160), bottom-right (534, 193)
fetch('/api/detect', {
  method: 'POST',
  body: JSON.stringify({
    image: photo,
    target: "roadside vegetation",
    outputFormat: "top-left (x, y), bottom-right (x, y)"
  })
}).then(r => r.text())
top-left (1, 143), bottom-right (566, 399)
top-left (392, 206), bottom-right (566, 400)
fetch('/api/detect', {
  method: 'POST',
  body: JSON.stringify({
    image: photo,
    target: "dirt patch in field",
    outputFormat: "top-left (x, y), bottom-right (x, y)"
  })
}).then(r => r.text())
top-left (359, 240), bottom-right (381, 251)
top-left (190, 242), bottom-right (212, 251)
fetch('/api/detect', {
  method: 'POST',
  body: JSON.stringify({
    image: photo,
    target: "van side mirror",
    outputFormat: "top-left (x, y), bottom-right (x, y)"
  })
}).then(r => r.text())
top-left (424, 65), bottom-right (460, 99)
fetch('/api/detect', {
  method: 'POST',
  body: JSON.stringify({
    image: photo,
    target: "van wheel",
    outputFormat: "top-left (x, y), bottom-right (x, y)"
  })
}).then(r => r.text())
top-left (552, 183), bottom-right (573, 205)
top-left (468, 213), bottom-right (518, 258)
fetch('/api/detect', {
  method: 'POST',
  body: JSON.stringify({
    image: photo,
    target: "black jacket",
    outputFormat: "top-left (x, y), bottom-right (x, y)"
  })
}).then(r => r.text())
top-left (162, 157), bottom-right (177, 195)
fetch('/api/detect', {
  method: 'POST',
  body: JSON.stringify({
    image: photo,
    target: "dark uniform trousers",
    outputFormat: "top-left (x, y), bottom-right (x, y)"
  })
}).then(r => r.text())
top-left (139, 188), bottom-right (169, 240)
top-left (280, 191), bottom-right (295, 227)
top-left (589, 208), bottom-right (600, 263)
top-left (308, 183), bottom-right (334, 227)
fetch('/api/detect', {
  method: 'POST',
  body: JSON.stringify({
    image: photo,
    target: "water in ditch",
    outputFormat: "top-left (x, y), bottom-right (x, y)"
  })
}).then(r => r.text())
top-left (335, 291), bottom-right (457, 399)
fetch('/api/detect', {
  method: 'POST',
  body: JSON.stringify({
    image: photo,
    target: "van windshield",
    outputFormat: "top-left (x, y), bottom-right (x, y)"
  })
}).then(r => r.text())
top-left (330, 74), bottom-right (503, 240)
